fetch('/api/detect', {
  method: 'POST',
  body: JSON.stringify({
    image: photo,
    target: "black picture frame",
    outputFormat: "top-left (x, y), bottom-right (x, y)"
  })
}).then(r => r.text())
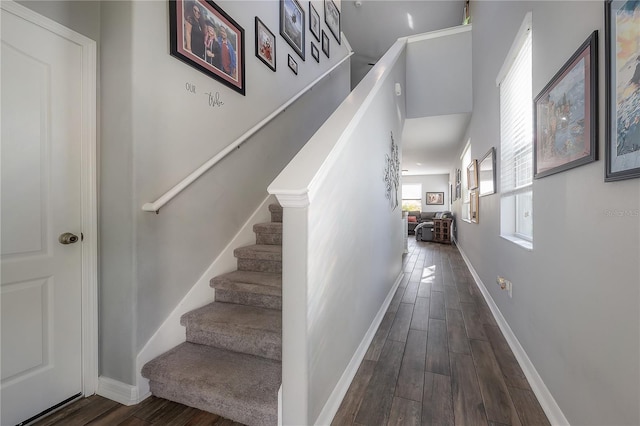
top-left (534, 31), bottom-right (598, 179)
top-left (169, 0), bottom-right (245, 95)
top-left (311, 42), bottom-right (319, 63)
top-left (426, 192), bottom-right (445, 205)
top-left (288, 54), bottom-right (298, 75)
top-left (255, 17), bottom-right (276, 72)
top-left (280, 0), bottom-right (305, 60)
top-left (478, 147), bottom-right (496, 197)
top-left (324, 0), bottom-right (341, 44)
top-left (309, 2), bottom-right (321, 42)
top-left (321, 30), bottom-right (330, 58)
top-left (605, 1), bottom-right (640, 181)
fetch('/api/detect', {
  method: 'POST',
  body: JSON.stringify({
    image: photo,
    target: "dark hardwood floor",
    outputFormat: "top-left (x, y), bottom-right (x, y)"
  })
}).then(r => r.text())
top-left (331, 237), bottom-right (550, 426)
top-left (30, 237), bottom-right (549, 426)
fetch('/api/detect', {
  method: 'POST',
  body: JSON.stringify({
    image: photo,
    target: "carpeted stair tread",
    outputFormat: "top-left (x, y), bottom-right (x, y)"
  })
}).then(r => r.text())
top-left (181, 302), bottom-right (281, 360)
top-left (141, 342), bottom-right (280, 426)
top-left (181, 302), bottom-right (281, 332)
top-left (268, 204), bottom-right (282, 223)
top-left (253, 222), bottom-right (282, 234)
top-left (234, 244), bottom-right (282, 261)
top-left (212, 270), bottom-right (282, 289)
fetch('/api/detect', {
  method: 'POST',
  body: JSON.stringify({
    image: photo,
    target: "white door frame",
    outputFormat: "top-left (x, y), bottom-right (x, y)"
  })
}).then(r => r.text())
top-left (1, 0), bottom-right (99, 397)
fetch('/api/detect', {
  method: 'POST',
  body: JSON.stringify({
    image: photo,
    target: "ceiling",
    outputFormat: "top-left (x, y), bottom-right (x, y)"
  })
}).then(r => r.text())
top-left (341, 0), bottom-right (470, 176)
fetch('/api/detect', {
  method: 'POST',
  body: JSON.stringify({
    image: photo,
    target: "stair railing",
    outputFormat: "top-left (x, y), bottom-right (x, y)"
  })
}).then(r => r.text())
top-left (141, 49), bottom-right (354, 214)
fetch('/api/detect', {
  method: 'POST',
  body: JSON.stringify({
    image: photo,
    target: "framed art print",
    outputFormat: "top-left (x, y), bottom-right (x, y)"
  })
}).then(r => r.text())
top-left (311, 42), bottom-right (319, 63)
top-left (467, 159), bottom-right (478, 190)
top-left (324, 0), bottom-right (341, 44)
top-left (605, 0), bottom-right (640, 181)
top-left (255, 17), bottom-right (276, 71)
top-left (426, 192), bottom-right (445, 205)
top-left (479, 147), bottom-right (496, 196)
top-left (288, 54), bottom-right (298, 75)
top-left (534, 31), bottom-right (598, 179)
top-left (310, 2), bottom-right (321, 42)
top-left (322, 30), bottom-right (330, 57)
top-left (169, 0), bottom-right (245, 95)
top-left (280, 0), bottom-right (305, 60)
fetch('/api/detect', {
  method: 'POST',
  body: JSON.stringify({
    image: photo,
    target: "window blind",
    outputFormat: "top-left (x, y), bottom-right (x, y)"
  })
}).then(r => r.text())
top-left (402, 183), bottom-right (421, 200)
top-left (500, 29), bottom-right (532, 196)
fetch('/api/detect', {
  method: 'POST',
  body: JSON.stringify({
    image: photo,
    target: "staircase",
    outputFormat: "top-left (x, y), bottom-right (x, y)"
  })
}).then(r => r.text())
top-left (141, 203), bottom-right (283, 426)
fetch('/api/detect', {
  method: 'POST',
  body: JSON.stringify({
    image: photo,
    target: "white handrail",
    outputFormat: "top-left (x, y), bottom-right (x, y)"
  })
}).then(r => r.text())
top-left (142, 51), bottom-right (354, 213)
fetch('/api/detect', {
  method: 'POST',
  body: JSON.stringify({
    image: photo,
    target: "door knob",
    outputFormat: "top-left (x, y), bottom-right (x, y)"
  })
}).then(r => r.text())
top-left (59, 232), bottom-right (79, 244)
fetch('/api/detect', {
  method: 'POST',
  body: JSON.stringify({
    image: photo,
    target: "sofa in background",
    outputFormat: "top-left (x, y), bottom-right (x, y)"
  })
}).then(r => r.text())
top-left (415, 211), bottom-right (453, 241)
top-left (407, 211), bottom-right (441, 234)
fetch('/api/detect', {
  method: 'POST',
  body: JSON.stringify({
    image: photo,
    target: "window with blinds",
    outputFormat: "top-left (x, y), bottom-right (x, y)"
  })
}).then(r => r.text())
top-left (402, 183), bottom-right (422, 211)
top-left (498, 14), bottom-right (533, 246)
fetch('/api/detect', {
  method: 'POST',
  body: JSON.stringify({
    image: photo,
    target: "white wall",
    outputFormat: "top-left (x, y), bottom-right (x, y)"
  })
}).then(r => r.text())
top-left (97, 0), bottom-right (351, 385)
top-left (452, 3), bottom-right (640, 425)
top-left (269, 37), bottom-right (406, 424)
top-left (402, 174), bottom-right (450, 212)
top-left (405, 27), bottom-right (472, 118)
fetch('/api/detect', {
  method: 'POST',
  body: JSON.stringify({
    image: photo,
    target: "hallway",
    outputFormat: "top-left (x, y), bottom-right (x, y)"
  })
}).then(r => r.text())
top-left (331, 238), bottom-right (550, 426)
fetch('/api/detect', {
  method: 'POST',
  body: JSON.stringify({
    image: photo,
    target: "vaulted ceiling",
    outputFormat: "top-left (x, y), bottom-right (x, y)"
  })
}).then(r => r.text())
top-left (342, 0), bottom-right (470, 176)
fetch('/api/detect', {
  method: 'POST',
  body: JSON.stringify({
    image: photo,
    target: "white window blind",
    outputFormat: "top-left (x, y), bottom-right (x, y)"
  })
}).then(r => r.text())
top-left (500, 29), bottom-right (532, 196)
top-left (402, 183), bottom-right (422, 200)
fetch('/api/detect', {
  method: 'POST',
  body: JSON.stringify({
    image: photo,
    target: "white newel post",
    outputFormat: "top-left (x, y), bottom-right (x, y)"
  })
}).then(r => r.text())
top-left (274, 195), bottom-right (311, 425)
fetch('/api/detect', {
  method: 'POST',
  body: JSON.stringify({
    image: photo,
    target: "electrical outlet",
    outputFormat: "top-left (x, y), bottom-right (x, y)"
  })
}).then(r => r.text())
top-left (497, 276), bottom-right (513, 297)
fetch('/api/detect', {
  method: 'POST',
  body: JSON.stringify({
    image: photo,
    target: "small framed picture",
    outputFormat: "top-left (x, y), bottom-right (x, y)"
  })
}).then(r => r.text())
top-left (426, 192), bottom-right (444, 205)
top-left (324, 0), bottom-right (341, 44)
top-left (280, 0), bottom-right (305, 60)
top-left (311, 42), bottom-right (319, 63)
top-left (255, 17), bottom-right (276, 71)
top-left (309, 2), bottom-right (321, 42)
top-left (470, 191), bottom-right (479, 223)
top-left (478, 147), bottom-right (496, 197)
top-left (322, 30), bottom-right (330, 58)
top-left (467, 159), bottom-right (478, 190)
top-left (169, 0), bottom-right (245, 95)
top-left (288, 54), bottom-right (298, 75)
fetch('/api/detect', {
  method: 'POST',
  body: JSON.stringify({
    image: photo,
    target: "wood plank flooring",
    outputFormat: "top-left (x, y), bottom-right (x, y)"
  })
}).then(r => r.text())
top-left (31, 238), bottom-right (548, 426)
top-left (332, 238), bottom-right (550, 426)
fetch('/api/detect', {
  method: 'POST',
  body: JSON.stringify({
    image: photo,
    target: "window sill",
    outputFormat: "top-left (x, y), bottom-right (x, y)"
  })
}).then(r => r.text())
top-left (500, 234), bottom-right (533, 251)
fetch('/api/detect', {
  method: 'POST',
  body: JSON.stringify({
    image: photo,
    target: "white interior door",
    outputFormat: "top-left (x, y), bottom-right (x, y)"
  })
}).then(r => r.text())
top-left (1, 6), bottom-right (85, 425)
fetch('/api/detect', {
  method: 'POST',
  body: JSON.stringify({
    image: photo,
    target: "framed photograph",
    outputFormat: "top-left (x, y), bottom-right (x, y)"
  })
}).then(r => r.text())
top-left (311, 42), bottom-right (320, 63)
top-left (255, 17), bottom-right (276, 71)
top-left (470, 191), bottom-right (479, 223)
top-left (169, 0), bottom-right (245, 95)
top-left (310, 2), bottom-right (321, 42)
top-left (450, 183), bottom-right (454, 202)
top-left (534, 31), bottom-right (598, 179)
top-left (467, 159), bottom-right (478, 190)
top-left (322, 30), bottom-right (330, 57)
top-left (280, 0), bottom-right (305, 60)
top-left (479, 147), bottom-right (496, 196)
top-left (426, 192), bottom-right (445, 205)
top-left (605, 1), bottom-right (640, 181)
top-left (288, 54), bottom-right (298, 75)
top-left (324, 0), bottom-right (341, 44)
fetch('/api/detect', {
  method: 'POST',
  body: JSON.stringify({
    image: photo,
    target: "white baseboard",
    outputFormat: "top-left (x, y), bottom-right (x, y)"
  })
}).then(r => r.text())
top-left (134, 195), bottom-right (277, 397)
top-left (314, 271), bottom-right (404, 425)
top-left (455, 245), bottom-right (570, 426)
top-left (97, 376), bottom-right (150, 406)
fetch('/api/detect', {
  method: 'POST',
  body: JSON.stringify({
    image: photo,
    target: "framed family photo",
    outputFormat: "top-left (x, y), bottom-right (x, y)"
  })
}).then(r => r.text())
top-left (605, 0), bottom-right (640, 181)
top-left (534, 31), bottom-right (598, 179)
top-left (426, 192), bottom-right (445, 205)
top-left (324, 0), bottom-right (341, 44)
top-left (255, 17), bottom-right (276, 71)
top-left (280, 0), bottom-right (305, 60)
top-left (311, 42), bottom-right (320, 63)
top-left (310, 2), bottom-right (321, 42)
top-left (288, 54), bottom-right (298, 75)
top-left (169, 0), bottom-right (245, 95)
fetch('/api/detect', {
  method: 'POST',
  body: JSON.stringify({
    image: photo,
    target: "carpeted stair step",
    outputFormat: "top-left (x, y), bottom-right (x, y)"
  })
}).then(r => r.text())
top-left (253, 222), bottom-right (282, 246)
top-left (212, 270), bottom-right (282, 310)
top-left (234, 244), bottom-right (282, 273)
top-left (181, 302), bottom-right (281, 361)
top-left (269, 203), bottom-right (282, 223)
top-left (141, 342), bottom-right (280, 426)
